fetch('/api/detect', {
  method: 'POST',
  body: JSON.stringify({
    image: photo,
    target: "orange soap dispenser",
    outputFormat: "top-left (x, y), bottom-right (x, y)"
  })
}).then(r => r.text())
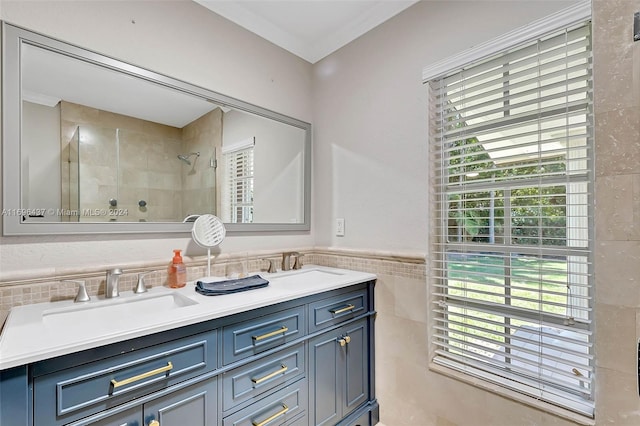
top-left (168, 249), bottom-right (187, 288)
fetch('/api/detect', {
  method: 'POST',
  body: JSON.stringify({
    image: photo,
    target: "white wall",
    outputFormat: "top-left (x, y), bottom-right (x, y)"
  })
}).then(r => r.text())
top-left (0, 0), bottom-right (313, 277)
top-left (222, 110), bottom-right (305, 223)
top-left (312, 0), bottom-right (580, 253)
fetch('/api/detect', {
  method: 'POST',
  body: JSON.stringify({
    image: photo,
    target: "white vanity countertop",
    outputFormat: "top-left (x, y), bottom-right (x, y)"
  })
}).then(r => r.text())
top-left (0, 265), bottom-right (376, 370)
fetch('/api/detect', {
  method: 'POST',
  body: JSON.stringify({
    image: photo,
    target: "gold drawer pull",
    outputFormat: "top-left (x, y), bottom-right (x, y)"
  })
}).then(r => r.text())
top-left (149, 421), bottom-right (160, 426)
top-left (252, 404), bottom-right (289, 426)
top-left (110, 362), bottom-right (173, 389)
top-left (252, 364), bottom-right (288, 384)
top-left (252, 326), bottom-right (288, 341)
top-left (330, 304), bottom-right (355, 315)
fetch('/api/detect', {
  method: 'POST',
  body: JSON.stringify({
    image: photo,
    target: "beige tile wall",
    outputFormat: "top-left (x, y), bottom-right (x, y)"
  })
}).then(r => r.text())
top-left (60, 101), bottom-right (184, 222)
top-left (180, 108), bottom-right (223, 218)
top-left (593, 0), bottom-right (640, 424)
top-left (58, 102), bottom-right (226, 222)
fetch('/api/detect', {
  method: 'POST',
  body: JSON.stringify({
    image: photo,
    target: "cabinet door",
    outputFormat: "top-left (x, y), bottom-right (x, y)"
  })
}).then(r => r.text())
top-left (309, 328), bottom-right (342, 426)
top-left (343, 321), bottom-right (368, 415)
top-left (309, 319), bottom-right (370, 426)
top-left (143, 378), bottom-right (217, 426)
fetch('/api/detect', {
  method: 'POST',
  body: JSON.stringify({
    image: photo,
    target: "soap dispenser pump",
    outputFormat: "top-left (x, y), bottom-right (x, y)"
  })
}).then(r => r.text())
top-left (168, 249), bottom-right (186, 288)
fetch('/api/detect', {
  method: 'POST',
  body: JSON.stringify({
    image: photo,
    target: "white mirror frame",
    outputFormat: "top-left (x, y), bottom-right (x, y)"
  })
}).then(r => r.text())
top-left (2, 23), bottom-right (311, 236)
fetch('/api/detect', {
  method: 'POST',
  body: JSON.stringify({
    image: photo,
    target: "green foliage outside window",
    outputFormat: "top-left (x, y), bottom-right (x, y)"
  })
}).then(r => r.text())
top-left (447, 136), bottom-right (567, 246)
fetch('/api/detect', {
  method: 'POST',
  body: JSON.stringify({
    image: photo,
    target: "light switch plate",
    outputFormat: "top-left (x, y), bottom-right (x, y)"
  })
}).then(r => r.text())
top-left (336, 218), bottom-right (345, 236)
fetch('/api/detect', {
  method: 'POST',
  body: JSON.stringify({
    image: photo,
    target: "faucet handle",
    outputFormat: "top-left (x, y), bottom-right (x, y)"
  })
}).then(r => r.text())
top-left (292, 253), bottom-right (304, 270)
top-left (64, 280), bottom-right (91, 303)
top-left (135, 271), bottom-right (154, 294)
top-left (262, 258), bottom-right (278, 273)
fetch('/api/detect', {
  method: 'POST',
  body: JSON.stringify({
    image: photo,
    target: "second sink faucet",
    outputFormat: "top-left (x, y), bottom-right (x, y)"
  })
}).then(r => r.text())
top-left (106, 268), bottom-right (123, 298)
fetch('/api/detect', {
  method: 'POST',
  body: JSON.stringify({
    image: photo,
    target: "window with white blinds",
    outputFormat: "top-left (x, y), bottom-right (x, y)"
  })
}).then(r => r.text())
top-left (428, 22), bottom-right (593, 416)
top-left (222, 143), bottom-right (254, 224)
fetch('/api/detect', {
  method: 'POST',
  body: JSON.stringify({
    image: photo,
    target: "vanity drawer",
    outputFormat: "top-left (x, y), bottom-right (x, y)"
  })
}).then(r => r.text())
top-left (308, 289), bottom-right (368, 332)
top-left (33, 329), bottom-right (217, 425)
top-left (223, 378), bottom-right (307, 426)
top-left (223, 306), bottom-right (305, 365)
top-left (222, 342), bottom-right (305, 412)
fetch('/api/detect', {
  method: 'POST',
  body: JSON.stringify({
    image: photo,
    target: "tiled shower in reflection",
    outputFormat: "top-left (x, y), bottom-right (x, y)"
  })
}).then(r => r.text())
top-left (60, 101), bottom-right (221, 222)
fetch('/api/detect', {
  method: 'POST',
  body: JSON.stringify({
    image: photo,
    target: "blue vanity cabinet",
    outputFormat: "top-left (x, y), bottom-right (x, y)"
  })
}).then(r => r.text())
top-left (0, 279), bottom-right (378, 426)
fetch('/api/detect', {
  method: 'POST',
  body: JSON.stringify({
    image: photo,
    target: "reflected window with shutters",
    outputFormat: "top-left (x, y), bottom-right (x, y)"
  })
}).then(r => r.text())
top-left (222, 137), bottom-right (255, 223)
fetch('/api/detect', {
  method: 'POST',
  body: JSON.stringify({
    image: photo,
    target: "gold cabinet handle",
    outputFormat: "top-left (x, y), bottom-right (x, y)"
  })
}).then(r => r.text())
top-left (338, 335), bottom-right (351, 347)
top-left (149, 421), bottom-right (160, 426)
top-left (252, 404), bottom-right (289, 426)
top-left (330, 304), bottom-right (355, 315)
top-left (252, 326), bottom-right (288, 341)
top-left (110, 362), bottom-right (173, 389)
top-left (251, 364), bottom-right (288, 384)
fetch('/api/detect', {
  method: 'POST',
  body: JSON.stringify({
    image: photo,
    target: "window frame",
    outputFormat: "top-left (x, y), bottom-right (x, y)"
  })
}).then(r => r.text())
top-left (425, 2), bottom-right (594, 417)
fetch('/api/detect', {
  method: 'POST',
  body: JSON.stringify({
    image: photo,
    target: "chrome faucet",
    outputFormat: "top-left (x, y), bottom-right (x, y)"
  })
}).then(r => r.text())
top-left (105, 268), bottom-right (123, 298)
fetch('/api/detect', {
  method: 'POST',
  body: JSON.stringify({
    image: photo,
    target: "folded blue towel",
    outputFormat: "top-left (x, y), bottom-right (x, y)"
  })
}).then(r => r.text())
top-left (195, 274), bottom-right (269, 296)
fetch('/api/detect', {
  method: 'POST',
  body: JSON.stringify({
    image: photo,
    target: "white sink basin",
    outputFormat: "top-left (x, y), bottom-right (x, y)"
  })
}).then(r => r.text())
top-left (42, 290), bottom-right (198, 328)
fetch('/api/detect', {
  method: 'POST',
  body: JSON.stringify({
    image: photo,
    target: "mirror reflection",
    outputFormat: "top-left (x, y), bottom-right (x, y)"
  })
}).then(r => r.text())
top-left (19, 41), bottom-right (306, 226)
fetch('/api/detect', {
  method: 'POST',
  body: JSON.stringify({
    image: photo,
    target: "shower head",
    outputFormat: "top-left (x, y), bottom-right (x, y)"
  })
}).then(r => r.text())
top-left (177, 152), bottom-right (200, 166)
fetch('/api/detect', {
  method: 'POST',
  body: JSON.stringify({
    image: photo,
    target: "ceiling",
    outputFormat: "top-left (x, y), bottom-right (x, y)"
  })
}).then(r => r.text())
top-left (194, 0), bottom-right (419, 64)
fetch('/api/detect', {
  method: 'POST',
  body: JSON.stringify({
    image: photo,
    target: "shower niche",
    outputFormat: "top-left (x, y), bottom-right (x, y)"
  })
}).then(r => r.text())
top-left (57, 101), bottom-right (220, 223)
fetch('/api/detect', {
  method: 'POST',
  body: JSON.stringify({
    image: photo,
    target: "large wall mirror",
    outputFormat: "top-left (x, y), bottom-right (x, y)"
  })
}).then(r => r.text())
top-left (2, 23), bottom-right (311, 235)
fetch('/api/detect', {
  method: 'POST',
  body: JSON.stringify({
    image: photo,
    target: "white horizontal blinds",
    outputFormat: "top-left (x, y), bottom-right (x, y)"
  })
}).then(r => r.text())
top-left (430, 22), bottom-right (594, 416)
top-left (222, 145), bottom-right (254, 224)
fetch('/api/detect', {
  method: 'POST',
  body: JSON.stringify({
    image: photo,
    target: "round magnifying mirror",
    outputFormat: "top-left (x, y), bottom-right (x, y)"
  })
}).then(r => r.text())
top-left (192, 214), bottom-right (226, 277)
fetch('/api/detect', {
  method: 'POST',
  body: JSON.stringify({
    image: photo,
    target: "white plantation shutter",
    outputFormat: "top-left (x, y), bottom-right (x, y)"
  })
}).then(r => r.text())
top-left (429, 22), bottom-right (594, 416)
top-left (222, 138), bottom-right (254, 223)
